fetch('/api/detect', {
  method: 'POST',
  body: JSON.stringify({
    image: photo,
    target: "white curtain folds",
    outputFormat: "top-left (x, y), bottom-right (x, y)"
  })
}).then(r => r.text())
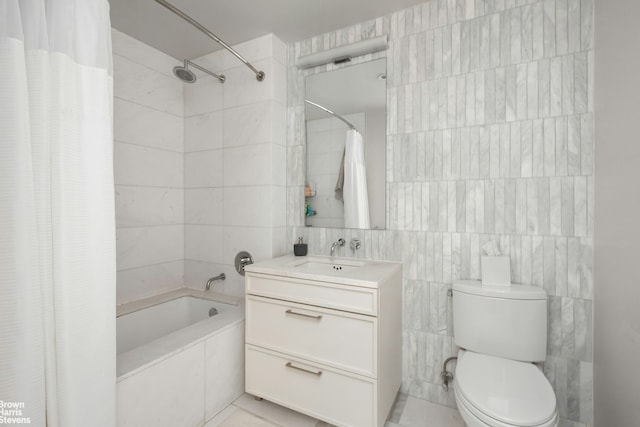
top-left (0, 1), bottom-right (116, 426)
top-left (343, 129), bottom-right (370, 229)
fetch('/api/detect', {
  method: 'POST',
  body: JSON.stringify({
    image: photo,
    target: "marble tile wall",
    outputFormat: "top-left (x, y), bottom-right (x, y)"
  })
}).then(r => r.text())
top-left (113, 29), bottom-right (185, 304)
top-left (183, 34), bottom-right (288, 297)
top-left (286, 1), bottom-right (593, 426)
top-left (114, 31), bottom-right (287, 302)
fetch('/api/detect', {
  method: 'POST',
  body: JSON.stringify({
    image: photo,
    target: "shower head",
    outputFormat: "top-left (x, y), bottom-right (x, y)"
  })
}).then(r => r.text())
top-left (173, 60), bottom-right (225, 84)
top-left (173, 64), bottom-right (196, 83)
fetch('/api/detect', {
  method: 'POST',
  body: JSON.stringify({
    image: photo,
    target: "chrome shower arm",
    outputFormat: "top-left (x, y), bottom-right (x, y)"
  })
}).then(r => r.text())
top-left (184, 60), bottom-right (225, 83)
top-left (155, 0), bottom-right (265, 82)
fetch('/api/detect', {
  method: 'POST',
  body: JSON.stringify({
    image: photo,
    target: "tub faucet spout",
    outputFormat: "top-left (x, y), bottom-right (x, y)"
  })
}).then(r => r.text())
top-left (330, 238), bottom-right (345, 257)
top-left (206, 273), bottom-right (226, 290)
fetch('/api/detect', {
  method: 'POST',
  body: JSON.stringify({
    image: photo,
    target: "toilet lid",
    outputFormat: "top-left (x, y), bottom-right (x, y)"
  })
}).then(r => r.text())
top-left (455, 352), bottom-right (557, 426)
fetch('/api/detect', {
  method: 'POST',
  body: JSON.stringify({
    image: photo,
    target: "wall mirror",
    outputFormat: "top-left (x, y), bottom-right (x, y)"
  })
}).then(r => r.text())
top-left (304, 58), bottom-right (387, 229)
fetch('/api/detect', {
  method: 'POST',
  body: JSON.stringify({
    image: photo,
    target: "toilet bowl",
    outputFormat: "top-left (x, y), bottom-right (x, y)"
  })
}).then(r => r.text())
top-left (453, 350), bottom-right (558, 427)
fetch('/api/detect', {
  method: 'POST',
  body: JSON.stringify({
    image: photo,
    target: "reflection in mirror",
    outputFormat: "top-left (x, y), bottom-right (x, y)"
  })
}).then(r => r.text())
top-left (304, 58), bottom-right (386, 230)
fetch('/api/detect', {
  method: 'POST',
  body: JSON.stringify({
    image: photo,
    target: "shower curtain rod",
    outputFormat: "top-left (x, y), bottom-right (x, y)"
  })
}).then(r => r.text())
top-left (154, 0), bottom-right (265, 82)
top-left (305, 100), bottom-right (357, 131)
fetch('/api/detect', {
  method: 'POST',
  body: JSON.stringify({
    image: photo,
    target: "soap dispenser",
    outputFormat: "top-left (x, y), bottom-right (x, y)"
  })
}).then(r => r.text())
top-left (294, 237), bottom-right (308, 256)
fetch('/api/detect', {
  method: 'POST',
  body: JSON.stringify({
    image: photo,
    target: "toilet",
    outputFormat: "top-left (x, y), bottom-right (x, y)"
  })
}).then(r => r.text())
top-left (452, 280), bottom-right (559, 427)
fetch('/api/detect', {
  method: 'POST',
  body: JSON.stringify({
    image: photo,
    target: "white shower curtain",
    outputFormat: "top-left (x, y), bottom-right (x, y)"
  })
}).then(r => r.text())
top-left (343, 129), bottom-right (370, 229)
top-left (0, 1), bottom-right (115, 426)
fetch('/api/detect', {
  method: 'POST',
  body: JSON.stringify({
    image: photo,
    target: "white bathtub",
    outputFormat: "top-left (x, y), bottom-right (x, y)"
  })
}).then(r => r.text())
top-left (117, 295), bottom-right (235, 354)
top-left (116, 288), bottom-right (245, 427)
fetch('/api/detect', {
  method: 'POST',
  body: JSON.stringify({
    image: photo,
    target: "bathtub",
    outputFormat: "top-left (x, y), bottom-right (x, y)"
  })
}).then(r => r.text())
top-left (116, 288), bottom-right (245, 427)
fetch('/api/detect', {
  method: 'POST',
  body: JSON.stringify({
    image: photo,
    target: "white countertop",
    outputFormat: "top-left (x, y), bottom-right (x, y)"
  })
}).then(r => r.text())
top-left (244, 254), bottom-right (402, 288)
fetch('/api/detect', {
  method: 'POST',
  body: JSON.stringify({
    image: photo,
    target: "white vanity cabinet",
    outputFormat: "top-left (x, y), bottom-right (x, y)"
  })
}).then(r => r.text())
top-left (244, 256), bottom-right (402, 427)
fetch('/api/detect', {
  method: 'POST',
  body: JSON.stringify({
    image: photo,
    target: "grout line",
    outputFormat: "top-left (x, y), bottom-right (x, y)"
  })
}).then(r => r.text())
top-left (115, 184), bottom-right (183, 190)
top-left (115, 139), bottom-right (183, 155)
top-left (114, 96), bottom-right (183, 119)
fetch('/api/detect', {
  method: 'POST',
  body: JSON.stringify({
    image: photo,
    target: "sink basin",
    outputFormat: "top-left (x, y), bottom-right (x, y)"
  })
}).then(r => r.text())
top-left (244, 254), bottom-right (401, 288)
top-left (290, 257), bottom-right (366, 275)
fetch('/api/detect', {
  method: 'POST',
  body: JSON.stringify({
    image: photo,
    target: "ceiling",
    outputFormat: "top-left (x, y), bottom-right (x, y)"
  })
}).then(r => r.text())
top-left (109, 0), bottom-right (424, 60)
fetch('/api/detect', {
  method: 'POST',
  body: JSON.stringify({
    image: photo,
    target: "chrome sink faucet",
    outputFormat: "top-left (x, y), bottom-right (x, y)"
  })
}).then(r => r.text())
top-left (330, 238), bottom-right (345, 257)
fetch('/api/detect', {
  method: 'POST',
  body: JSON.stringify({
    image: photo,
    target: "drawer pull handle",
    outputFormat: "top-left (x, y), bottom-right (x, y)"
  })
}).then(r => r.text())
top-left (285, 362), bottom-right (323, 376)
top-left (285, 309), bottom-right (322, 320)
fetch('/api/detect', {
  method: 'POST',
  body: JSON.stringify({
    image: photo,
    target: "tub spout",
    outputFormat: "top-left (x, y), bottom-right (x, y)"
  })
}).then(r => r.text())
top-left (205, 273), bottom-right (226, 290)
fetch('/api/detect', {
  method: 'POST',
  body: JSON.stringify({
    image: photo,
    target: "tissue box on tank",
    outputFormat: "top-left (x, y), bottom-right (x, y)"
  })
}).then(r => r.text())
top-left (481, 256), bottom-right (511, 286)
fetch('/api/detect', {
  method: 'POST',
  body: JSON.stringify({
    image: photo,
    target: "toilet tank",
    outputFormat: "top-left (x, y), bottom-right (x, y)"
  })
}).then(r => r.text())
top-left (452, 280), bottom-right (548, 362)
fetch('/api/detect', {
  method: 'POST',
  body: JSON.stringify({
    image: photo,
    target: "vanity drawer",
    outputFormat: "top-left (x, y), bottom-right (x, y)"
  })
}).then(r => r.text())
top-left (246, 345), bottom-right (375, 427)
top-left (246, 273), bottom-right (378, 316)
top-left (246, 296), bottom-right (376, 377)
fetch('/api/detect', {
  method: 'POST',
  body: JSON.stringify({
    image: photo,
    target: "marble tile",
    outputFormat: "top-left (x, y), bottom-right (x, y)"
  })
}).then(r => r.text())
top-left (580, 0), bottom-right (593, 50)
top-left (111, 28), bottom-right (178, 78)
top-left (574, 52), bottom-right (588, 114)
top-left (185, 188), bottom-right (224, 226)
top-left (550, 57), bottom-right (563, 116)
top-left (184, 74), bottom-right (224, 117)
top-left (399, 394), bottom-right (464, 427)
top-left (567, 0), bottom-right (581, 53)
top-left (184, 225), bottom-right (224, 264)
top-left (527, 127), bottom-right (542, 182)
top-left (184, 150), bottom-right (224, 188)
top-left (561, 55), bottom-right (575, 115)
top-left (114, 142), bottom-right (183, 188)
top-left (223, 58), bottom-right (278, 109)
top-left (555, 116), bottom-right (568, 176)
top-left (567, 114), bottom-right (581, 175)
top-left (580, 113), bottom-right (594, 175)
top-left (113, 30), bottom-right (185, 303)
top-left (185, 111), bottom-right (223, 153)
top-left (224, 144), bottom-right (276, 186)
top-left (283, 2), bottom-right (595, 425)
top-left (543, 0), bottom-right (557, 57)
top-left (204, 405), bottom-right (239, 427)
top-left (233, 394), bottom-right (320, 427)
top-left (116, 343), bottom-right (205, 427)
top-left (114, 98), bottom-right (183, 152)
top-left (573, 176), bottom-right (587, 237)
top-left (116, 260), bottom-right (184, 305)
top-left (217, 410), bottom-right (279, 427)
top-left (538, 59), bottom-right (551, 118)
top-left (116, 186), bottom-right (183, 227)
top-left (223, 101), bottom-right (277, 148)
top-left (555, 0), bottom-right (569, 55)
top-left (561, 177), bottom-right (575, 236)
top-left (223, 186), bottom-right (278, 227)
top-left (205, 322), bottom-right (245, 420)
top-left (113, 54), bottom-right (183, 117)
top-left (532, 2), bottom-right (545, 59)
top-left (116, 225), bottom-right (183, 271)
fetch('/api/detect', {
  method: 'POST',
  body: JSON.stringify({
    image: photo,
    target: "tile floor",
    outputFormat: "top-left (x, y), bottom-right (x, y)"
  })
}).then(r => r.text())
top-left (204, 393), bottom-right (465, 427)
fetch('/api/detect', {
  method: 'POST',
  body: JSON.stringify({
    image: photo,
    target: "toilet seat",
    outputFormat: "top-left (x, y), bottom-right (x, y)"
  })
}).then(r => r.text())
top-left (454, 351), bottom-right (558, 427)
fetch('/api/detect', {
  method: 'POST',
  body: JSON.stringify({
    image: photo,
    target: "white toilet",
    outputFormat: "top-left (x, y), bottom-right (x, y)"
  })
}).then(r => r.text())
top-left (452, 280), bottom-right (559, 427)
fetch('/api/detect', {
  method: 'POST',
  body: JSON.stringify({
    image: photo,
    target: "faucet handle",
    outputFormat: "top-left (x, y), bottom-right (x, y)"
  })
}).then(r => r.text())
top-left (338, 238), bottom-right (346, 245)
top-left (350, 239), bottom-right (361, 252)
